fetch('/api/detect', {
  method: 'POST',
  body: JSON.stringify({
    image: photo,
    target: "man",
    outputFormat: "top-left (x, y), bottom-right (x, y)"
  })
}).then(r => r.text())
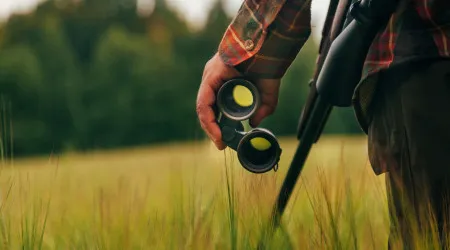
top-left (196, 0), bottom-right (450, 248)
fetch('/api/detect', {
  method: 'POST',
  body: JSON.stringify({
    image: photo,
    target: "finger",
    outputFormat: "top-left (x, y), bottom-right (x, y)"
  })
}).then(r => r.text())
top-left (197, 81), bottom-right (226, 150)
top-left (197, 103), bottom-right (226, 150)
top-left (200, 109), bottom-right (226, 149)
top-left (197, 53), bottom-right (243, 149)
top-left (248, 79), bottom-right (280, 127)
top-left (249, 104), bottom-right (275, 128)
top-left (255, 79), bottom-right (281, 96)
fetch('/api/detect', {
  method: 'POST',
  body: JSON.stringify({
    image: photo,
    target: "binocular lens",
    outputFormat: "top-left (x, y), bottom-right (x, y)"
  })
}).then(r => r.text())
top-left (238, 130), bottom-right (281, 173)
top-left (232, 85), bottom-right (254, 107)
top-left (217, 79), bottom-right (259, 121)
top-left (250, 137), bottom-right (272, 151)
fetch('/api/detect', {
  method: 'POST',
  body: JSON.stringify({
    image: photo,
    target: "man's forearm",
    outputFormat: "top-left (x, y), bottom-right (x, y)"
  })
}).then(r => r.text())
top-left (218, 0), bottom-right (313, 79)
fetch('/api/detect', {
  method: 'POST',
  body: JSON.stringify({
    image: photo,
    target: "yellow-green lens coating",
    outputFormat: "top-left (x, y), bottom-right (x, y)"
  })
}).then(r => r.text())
top-left (232, 85), bottom-right (253, 107)
top-left (250, 137), bottom-right (271, 151)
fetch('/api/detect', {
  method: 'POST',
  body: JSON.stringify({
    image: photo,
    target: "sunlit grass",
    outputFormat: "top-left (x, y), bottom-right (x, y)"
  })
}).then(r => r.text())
top-left (0, 136), bottom-right (417, 249)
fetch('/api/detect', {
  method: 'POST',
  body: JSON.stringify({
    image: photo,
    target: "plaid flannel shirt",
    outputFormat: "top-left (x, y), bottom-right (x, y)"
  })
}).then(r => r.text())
top-left (218, 0), bottom-right (450, 132)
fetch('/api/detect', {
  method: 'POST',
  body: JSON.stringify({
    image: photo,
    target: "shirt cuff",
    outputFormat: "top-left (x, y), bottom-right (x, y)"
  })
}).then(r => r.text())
top-left (218, 0), bottom-right (312, 79)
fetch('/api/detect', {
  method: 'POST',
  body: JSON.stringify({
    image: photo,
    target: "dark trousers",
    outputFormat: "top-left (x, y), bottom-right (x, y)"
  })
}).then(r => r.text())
top-left (368, 59), bottom-right (450, 249)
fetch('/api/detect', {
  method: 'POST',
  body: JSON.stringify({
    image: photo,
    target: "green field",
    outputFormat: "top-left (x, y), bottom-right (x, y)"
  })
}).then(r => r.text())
top-left (0, 136), bottom-right (393, 249)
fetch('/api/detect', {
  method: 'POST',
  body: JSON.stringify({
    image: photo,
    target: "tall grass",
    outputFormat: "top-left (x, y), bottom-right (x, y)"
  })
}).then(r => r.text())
top-left (0, 137), bottom-right (444, 249)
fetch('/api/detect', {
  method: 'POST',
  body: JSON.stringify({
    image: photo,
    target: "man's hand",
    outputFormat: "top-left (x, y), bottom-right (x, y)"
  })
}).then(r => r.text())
top-left (196, 53), bottom-right (281, 150)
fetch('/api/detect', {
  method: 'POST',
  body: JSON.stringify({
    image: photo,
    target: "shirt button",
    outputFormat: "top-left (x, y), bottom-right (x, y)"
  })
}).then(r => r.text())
top-left (244, 39), bottom-right (255, 51)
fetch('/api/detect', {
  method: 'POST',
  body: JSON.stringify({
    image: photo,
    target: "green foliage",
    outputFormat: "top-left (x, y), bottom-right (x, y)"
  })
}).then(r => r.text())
top-left (0, 0), bottom-right (362, 157)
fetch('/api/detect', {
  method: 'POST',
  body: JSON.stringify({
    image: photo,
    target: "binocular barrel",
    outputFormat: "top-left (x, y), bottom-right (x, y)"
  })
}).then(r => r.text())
top-left (216, 79), bottom-right (282, 174)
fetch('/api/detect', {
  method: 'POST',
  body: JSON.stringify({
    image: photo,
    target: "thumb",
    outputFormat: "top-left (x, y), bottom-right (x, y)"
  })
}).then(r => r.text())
top-left (249, 104), bottom-right (275, 128)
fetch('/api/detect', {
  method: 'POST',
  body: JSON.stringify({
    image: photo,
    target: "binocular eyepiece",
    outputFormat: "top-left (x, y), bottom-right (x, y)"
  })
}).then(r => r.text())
top-left (216, 79), bottom-right (282, 174)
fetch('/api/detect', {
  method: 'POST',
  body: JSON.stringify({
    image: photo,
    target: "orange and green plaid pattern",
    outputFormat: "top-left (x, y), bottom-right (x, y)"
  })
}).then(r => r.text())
top-left (218, 0), bottom-right (312, 79)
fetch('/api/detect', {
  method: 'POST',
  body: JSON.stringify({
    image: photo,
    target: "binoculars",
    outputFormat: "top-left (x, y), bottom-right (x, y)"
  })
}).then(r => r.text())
top-left (216, 79), bottom-right (282, 174)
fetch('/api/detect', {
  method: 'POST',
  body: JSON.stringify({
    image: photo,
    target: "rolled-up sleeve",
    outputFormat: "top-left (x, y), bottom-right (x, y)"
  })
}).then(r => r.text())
top-left (218, 0), bottom-right (313, 79)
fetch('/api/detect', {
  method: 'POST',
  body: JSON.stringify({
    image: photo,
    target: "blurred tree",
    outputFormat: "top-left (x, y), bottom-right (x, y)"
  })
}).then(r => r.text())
top-left (0, 0), bottom-right (362, 157)
top-left (32, 7), bottom-right (83, 152)
top-left (61, 0), bottom-right (145, 65)
top-left (0, 25), bottom-right (4, 47)
top-left (0, 1), bottom-right (84, 155)
top-left (146, 0), bottom-right (190, 57)
top-left (87, 24), bottom-right (174, 147)
top-left (200, 0), bottom-right (231, 46)
top-left (0, 45), bottom-right (44, 156)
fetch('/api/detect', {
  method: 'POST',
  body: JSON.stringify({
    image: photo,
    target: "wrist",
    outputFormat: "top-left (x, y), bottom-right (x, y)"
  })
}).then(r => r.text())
top-left (216, 51), bottom-right (283, 81)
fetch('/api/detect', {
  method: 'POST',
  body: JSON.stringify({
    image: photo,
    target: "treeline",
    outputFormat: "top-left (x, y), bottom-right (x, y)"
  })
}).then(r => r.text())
top-left (0, 0), bottom-right (362, 157)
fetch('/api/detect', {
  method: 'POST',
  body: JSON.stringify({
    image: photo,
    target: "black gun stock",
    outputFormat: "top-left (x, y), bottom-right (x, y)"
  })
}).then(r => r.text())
top-left (257, 0), bottom-right (401, 248)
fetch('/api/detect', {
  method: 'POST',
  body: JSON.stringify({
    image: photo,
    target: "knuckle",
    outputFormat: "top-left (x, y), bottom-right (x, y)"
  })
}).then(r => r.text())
top-left (196, 103), bottom-right (205, 116)
top-left (199, 120), bottom-right (206, 130)
top-left (205, 58), bottom-right (214, 69)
